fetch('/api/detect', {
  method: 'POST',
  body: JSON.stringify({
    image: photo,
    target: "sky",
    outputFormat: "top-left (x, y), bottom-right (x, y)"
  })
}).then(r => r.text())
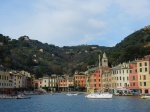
top-left (0, 0), bottom-right (150, 47)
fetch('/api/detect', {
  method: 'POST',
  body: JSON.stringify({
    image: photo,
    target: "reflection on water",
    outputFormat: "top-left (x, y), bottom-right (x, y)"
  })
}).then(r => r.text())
top-left (0, 94), bottom-right (150, 112)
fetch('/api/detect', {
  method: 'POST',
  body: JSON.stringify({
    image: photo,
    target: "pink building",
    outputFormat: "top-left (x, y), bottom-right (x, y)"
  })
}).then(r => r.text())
top-left (128, 61), bottom-right (141, 92)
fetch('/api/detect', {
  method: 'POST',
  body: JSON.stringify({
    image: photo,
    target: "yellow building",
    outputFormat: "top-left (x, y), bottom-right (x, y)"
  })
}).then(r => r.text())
top-left (137, 56), bottom-right (150, 94)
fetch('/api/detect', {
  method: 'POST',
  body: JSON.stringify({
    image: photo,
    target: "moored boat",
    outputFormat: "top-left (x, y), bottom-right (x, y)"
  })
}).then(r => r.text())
top-left (141, 94), bottom-right (150, 99)
top-left (16, 94), bottom-right (31, 99)
top-left (66, 93), bottom-right (78, 96)
top-left (85, 92), bottom-right (113, 99)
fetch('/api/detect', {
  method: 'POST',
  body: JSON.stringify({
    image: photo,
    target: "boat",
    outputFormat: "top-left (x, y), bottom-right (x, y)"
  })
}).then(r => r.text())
top-left (0, 94), bottom-right (17, 99)
top-left (16, 94), bottom-right (31, 99)
top-left (49, 91), bottom-right (54, 95)
top-left (85, 92), bottom-right (113, 99)
top-left (114, 88), bottom-right (134, 96)
top-left (66, 93), bottom-right (78, 96)
top-left (141, 94), bottom-right (150, 99)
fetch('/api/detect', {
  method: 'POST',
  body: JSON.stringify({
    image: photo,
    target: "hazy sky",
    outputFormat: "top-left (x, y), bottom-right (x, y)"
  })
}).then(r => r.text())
top-left (0, 0), bottom-right (150, 47)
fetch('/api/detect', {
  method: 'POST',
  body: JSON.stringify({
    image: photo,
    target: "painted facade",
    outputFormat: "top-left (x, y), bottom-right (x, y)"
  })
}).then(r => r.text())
top-left (137, 57), bottom-right (150, 94)
top-left (128, 61), bottom-right (140, 92)
top-left (111, 63), bottom-right (130, 93)
top-left (89, 67), bottom-right (102, 92)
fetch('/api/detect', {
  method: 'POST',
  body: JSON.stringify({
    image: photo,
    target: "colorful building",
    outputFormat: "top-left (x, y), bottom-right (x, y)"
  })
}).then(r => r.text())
top-left (74, 74), bottom-right (86, 91)
top-left (128, 61), bottom-right (140, 92)
top-left (0, 70), bottom-right (13, 94)
top-left (111, 63), bottom-right (130, 93)
top-left (137, 56), bottom-right (150, 94)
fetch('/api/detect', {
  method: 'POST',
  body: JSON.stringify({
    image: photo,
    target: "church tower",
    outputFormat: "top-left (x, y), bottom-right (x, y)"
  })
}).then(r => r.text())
top-left (102, 52), bottom-right (108, 67)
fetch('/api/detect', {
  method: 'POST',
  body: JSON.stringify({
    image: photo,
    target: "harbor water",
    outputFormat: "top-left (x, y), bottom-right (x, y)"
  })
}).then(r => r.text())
top-left (0, 93), bottom-right (150, 112)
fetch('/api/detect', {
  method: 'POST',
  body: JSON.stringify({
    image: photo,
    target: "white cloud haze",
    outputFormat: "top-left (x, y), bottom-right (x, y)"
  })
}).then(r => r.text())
top-left (0, 0), bottom-right (150, 47)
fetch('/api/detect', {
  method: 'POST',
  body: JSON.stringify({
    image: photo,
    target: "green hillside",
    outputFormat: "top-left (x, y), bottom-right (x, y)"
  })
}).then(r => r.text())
top-left (107, 25), bottom-right (150, 65)
top-left (0, 34), bottom-right (111, 78)
top-left (1, 25), bottom-right (150, 77)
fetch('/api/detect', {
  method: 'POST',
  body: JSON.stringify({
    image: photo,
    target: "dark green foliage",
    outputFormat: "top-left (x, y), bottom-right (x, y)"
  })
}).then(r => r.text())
top-left (1, 26), bottom-right (150, 78)
top-left (108, 27), bottom-right (150, 64)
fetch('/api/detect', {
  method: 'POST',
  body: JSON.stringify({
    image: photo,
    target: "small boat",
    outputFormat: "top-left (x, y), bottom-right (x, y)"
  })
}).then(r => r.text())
top-left (141, 94), bottom-right (150, 99)
top-left (66, 93), bottom-right (78, 96)
top-left (16, 94), bottom-right (31, 99)
top-left (85, 92), bottom-right (113, 99)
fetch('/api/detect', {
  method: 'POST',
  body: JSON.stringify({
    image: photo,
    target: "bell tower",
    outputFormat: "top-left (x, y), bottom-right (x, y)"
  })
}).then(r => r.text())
top-left (102, 52), bottom-right (108, 67)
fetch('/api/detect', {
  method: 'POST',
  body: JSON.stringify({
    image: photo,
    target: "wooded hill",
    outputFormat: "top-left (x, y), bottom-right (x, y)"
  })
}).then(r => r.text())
top-left (1, 25), bottom-right (150, 78)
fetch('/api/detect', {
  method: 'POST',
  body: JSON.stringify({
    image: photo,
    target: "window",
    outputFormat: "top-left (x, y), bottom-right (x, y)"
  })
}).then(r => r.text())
top-left (144, 82), bottom-right (146, 86)
top-left (124, 83), bottom-right (127, 86)
top-left (143, 75), bottom-right (146, 80)
top-left (123, 77), bottom-right (125, 81)
top-left (132, 76), bottom-right (135, 80)
top-left (140, 68), bottom-right (142, 72)
top-left (120, 83), bottom-right (122, 86)
top-left (145, 62), bottom-right (147, 66)
top-left (94, 84), bottom-right (96, 87)
top-left (139, 63), bottom-right (142, 67)
top-left (140, 82), bottom-right (142, 86)
top-left (140, 75), bottom-right (141, 80)
top-left (127, 77), bottom-right (129, 80)
top-left (133, 83), bottom-right (135, 86)
top-left (120, 76), bottom-right (121, 80)
top-left (145, 68), bottom-right (147, 72)
top-left (145, 89), bottom-right (148, 93)
top-left (130, 70), bottom-right (132, 73)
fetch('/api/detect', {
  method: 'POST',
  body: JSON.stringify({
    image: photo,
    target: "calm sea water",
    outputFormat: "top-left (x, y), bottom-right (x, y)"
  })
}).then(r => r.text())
top-left (0, 93), bottom-right (150, 112)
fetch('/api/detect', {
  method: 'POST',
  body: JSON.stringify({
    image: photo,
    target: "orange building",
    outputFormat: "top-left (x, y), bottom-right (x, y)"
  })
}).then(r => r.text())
top-left (89, 67), bottom-right (102, 92)
top-left (128, 61), bottom-right (140, 92)
top-left (74, 74), bottom-right (86, 91)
